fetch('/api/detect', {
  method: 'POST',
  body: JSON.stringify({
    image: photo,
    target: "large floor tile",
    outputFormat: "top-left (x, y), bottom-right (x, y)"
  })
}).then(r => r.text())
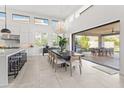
top-left (8, 56), bottom-right (124, 88)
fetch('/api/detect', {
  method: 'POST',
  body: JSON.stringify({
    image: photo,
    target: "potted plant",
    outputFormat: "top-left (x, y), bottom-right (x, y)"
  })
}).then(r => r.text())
top-left (58, 36), bottom-right (67, 52)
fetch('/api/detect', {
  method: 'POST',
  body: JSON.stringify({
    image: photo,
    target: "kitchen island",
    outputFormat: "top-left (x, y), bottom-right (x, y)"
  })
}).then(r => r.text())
top-left (0, 49), bottom-right (27, 87)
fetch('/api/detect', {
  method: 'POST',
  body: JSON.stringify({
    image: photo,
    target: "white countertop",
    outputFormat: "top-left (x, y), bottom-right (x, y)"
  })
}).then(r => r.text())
top-left (0, 48), bottom-right (25, 57)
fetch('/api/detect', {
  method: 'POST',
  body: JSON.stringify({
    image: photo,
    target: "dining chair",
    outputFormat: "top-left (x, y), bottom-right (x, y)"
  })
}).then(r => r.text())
top-left (48, 50), bottom-right (51, 63)
top-left (91, 48), bottom-right (98, 56)
top-left (66, 54), bottom-right (82, 76)
top-left (101, 48), bottom-right (105, 56)
top-left (104, 48), bottom-right (108, 56)
top-left (109, 48), bottom-right (114, 56)
top-left (53, 53), bottom-right (66, 72)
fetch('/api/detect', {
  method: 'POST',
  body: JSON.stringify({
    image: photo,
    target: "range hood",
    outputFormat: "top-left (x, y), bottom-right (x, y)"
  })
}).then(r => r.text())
top-left (1, 34), bottom-right (20, 40)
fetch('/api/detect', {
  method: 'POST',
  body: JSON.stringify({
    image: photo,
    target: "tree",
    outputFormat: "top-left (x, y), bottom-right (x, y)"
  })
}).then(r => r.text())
top-left (103, 36), bottom-right (120, 52)
top-left (79, 36), bottom-right (90, 49)
top-left (103, 37), bottom-right (120, 46)
top-left (35, 38), bottom-right (48, 47)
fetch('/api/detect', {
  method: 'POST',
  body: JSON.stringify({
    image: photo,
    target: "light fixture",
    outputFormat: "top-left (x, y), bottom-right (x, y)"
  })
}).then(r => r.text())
top-left (1, 5), bottom-right (11, 33)
top-left (56, 21), bottom-right (65, 34)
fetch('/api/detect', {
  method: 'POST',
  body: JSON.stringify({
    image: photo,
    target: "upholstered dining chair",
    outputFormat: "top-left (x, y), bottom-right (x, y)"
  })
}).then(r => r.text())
top-left (66, 54), bottom-right (82, 76)
top-left (48, 50), bottom-right (54, 67)
top-left (53, 53), bottom-right (66, 72)
top-left (48, 50), bottom-right (52, 63)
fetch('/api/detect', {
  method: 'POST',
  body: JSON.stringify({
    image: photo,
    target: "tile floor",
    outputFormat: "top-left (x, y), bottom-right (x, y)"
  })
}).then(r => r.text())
top-left (8, 55), bottom-right (124, 88)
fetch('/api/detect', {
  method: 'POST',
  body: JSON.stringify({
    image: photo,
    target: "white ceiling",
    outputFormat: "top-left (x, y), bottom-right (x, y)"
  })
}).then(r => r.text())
top-left (8, 5), bottom-right (82, 20)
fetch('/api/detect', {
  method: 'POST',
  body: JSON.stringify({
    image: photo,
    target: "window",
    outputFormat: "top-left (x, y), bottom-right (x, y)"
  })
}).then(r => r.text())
top-left (35, 33), bottom-right (48, 47)
top-left (75, 35), bottom-right (98, 52)
top-left (12, 14), bottom-right (30, 23)
top-left (51, 20), bottom-right (58, 28)
top-left (52, 33), bottom-right (59, 46)
top-left (34, 17), bottom-right (48, 25)
top-left (0, 12), bottom-right (5, 20)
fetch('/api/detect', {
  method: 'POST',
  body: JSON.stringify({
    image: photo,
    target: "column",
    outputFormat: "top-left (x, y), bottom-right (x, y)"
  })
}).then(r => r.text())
top-left (98, 35), bottom-right (102, 48)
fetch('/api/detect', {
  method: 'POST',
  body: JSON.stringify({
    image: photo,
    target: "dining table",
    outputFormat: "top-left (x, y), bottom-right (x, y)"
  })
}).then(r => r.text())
top-left (50, 49), bottom-right (71, 61)
top-left (49, 49), bottom-right (84, 61)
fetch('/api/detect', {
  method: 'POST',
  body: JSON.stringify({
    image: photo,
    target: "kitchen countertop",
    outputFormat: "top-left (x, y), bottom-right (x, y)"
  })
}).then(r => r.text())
top-left (0, 48), bottom-right (25, 57)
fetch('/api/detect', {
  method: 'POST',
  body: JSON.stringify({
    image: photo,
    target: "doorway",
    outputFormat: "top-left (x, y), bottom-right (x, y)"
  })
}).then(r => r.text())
top-left (72, 21), bottom-right (120, 70)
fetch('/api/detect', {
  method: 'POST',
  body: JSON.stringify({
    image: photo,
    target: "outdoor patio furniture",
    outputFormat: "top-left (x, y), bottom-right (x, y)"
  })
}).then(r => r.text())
top-left (91, 48), bottom-right (114, 56)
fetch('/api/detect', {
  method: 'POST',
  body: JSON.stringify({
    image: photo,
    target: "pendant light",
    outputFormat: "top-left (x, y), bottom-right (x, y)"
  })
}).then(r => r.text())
top-left (56, 21), bottom-right (65, 34)
top-left (1, 5), bottom-right (11, 33)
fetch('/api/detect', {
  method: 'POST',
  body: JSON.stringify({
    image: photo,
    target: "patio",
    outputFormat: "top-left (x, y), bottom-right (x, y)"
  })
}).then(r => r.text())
top-left (72, 21), bottom-right (120, 70)
top-left (82, 52), bottom-right (119, 70)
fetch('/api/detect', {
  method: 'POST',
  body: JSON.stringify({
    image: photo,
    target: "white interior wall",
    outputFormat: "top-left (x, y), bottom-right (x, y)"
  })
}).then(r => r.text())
top-left (65, 5), bottom-right (124, 75)
top-left (0, 6), bottom-right (62, 56)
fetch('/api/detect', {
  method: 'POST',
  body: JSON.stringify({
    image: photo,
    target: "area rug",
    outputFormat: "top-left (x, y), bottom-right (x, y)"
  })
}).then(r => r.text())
top-left (92, 65), bottom-right (119, 75)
